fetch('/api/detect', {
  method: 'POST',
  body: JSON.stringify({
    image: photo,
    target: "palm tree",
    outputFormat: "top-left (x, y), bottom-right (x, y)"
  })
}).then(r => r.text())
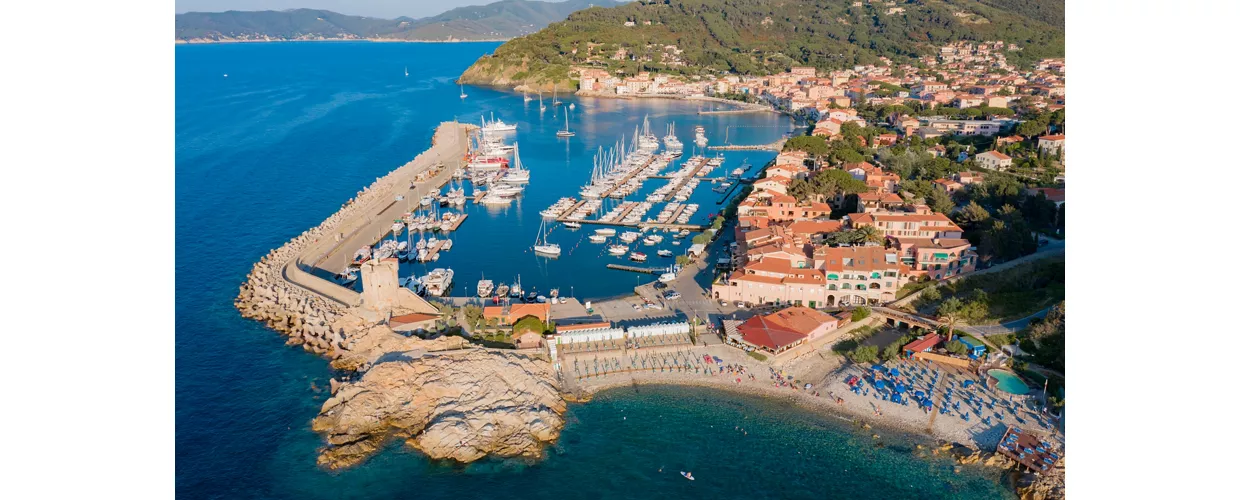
top-left (937, 297), bottom-right (964, 343)
top-left (853, 225), bottom-right (885, 245)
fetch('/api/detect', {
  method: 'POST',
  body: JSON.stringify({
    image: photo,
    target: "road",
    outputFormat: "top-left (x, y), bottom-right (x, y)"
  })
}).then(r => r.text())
top-left (959, 307), bottom-right (1052, 338)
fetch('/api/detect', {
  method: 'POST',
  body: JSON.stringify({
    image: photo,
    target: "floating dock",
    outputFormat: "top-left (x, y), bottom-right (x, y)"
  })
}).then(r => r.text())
top-left (606, 264), bottom-right (660, 274)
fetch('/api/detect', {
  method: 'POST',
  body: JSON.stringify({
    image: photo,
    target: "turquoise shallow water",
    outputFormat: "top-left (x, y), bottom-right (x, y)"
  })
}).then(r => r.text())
top-left (175, 41), bottom-right (1013, 499)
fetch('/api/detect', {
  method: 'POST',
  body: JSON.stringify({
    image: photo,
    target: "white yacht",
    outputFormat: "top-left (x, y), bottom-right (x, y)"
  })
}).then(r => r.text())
top-left (589, 234), bottom-right (607, 243)
top-left (694, 125), bottom-right (707, 147)
top-left (608, 245), bottom-right (628, 256)
top-left (620, 231), bottom-right (640, 243)
top-left (503, 143), bottom-right (530, 183)
top-left (663, 122), bottom-right (683, 151)
top-left (595, 228), bottom-right (617, 237)
top-left (481, 113), bottom-right (517, 132)
top-left (422, 268), bottom-right (455, 296)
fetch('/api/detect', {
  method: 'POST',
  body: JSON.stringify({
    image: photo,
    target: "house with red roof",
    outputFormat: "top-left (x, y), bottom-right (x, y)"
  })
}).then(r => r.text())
top-left (903, 334), bottom-right (944, 357)
top-left (735, 306), bottom-right (840, 354)
top-left (975, 150), bottom-right (1013, 171)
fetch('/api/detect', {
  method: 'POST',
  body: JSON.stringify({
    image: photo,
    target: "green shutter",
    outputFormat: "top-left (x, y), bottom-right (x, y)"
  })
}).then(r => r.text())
top-left (827, 274), bottom-right (839, 280)
top-left (871, 272), bottom-right (881, 278)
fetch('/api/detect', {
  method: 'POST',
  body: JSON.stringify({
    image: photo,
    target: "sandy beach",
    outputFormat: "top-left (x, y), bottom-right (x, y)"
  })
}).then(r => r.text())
top-left (564, 342), bottom-right (1063, 452)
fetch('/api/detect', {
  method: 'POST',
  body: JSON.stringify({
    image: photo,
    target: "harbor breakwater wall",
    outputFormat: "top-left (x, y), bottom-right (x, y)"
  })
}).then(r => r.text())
top-left (234, 122), bottom-right (467, 356)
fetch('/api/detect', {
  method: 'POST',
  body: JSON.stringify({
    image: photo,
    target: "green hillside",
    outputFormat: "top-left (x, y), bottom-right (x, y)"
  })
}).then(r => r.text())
top-left (175, 1), bottom-right (622, 42)
top-left (458, 0), bottom-right (1065, 88)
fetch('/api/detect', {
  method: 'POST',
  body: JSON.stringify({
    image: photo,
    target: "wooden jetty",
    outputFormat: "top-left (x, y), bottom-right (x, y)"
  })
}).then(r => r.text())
top-left (606, 264), bottom-right (660, 274)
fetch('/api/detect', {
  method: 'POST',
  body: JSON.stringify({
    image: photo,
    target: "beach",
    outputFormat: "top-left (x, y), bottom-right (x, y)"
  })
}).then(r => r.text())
top-left (564, 341), bottom-right (1063, 452)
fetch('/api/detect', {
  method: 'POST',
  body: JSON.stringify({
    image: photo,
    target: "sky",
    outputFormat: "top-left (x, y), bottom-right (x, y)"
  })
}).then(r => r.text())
top-left (174, 0), bottom-right (504, 19)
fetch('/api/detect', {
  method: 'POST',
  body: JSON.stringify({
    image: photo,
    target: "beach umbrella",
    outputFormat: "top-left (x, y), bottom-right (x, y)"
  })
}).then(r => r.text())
top-left (915, 390), bottom-right (925, 398)
top-left (895, 383), bottom-right (906, 393)
top-left (874, 380), bottom-right (887, 390)
top-left (889, 368), bottom-right (900, 377)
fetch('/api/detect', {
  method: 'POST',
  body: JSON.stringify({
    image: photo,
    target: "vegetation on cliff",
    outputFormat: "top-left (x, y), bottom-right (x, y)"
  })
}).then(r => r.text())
top-left (460, 0), bottom-right (1065, 87)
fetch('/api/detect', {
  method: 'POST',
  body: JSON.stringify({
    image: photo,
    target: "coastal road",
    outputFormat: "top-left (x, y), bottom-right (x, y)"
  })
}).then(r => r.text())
top-left (958, 307), bottom-right (1052, 339)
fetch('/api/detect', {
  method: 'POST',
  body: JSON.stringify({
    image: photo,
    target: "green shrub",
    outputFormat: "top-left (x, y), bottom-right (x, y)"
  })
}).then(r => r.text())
top-left (851, 306), bottom-right (872, 322)
top-left (511, 315), bottom-right (545, 335)
top-left (848, 345), bottom-right (879, 363)
top-left (946, 340), bottom-right (967, 355)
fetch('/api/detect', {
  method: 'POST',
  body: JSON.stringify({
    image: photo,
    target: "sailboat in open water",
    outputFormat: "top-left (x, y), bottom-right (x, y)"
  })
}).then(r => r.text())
top-left (556, 108), bottom-right (575, 137)
top-left (533, 219), bottom-right (561, 256)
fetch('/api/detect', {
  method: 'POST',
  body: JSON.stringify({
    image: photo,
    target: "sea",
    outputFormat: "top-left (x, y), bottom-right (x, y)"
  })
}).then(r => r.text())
top-left (175, 41), bottom-right (1014, 499)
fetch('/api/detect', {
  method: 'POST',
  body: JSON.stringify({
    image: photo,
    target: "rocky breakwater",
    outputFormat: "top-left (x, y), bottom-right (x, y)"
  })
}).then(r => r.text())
top-left (234, 122), bottom-right (458, 356)
top-left (312, 349), bottom-right (565, 468)
top-left (937, 443), bottom-right (1066, 500)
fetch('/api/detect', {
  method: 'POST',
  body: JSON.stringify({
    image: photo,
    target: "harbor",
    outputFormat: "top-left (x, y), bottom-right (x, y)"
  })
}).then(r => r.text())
top-left (260, 95), bottom-right (789, 309)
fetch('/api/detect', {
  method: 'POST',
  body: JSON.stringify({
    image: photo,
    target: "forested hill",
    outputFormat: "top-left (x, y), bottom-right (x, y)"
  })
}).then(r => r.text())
top-left (458, 0), bottom-right (1065, 89)
top-left (175, 1), bottom-right (622, 42)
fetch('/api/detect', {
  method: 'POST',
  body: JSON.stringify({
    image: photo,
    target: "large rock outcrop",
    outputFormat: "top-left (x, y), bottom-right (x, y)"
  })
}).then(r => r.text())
top-left (312, 349), bottom-right (565, 468)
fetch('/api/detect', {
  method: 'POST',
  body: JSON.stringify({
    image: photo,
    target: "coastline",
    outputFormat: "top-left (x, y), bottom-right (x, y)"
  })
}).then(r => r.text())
top-left (176, 38), bottom-right (507, 45)
top-left (571, 89), bottom-right (781, 114)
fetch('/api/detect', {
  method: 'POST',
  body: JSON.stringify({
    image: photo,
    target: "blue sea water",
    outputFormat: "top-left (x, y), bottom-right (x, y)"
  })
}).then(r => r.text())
top-left (176, 41), bottom-right (1013, 499)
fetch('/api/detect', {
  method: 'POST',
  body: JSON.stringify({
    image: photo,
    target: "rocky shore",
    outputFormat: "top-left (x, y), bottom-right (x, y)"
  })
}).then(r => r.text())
top-left (233, 122), bottom-right (568, 468)
top-left (313, 349), bottom-right (564, 468)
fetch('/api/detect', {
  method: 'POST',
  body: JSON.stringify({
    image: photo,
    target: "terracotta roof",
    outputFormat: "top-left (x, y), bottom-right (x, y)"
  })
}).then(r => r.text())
top-left (555, 322), bottom-right (612, 332)
top-left (390, 313), bottom-right (439, 327)
top-left (903, 334), bottom-right (944, 353)
top-left (1040, 134), bottom-right (1066, 141)
top-left (764, 306), bottom-right (837, 335)
top-left (978, 151), bottom-right (1012, 160)
top-left (737, 315), bottom-right (809, 350)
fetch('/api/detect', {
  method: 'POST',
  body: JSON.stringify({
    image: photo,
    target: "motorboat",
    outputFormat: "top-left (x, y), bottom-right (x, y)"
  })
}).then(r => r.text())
top-left (510, 276), bottom-right (524, 298)
top-left (657, 249), bottom-right (673, 257)
top-left (563, 221), bottom-right (582, 229)
top-left (479, 192), bottom-right (513, 205)
top-left (608, 245), bottom-right (628, 256)
top-left (496, 283), bottom-right (510, 298)
top-left (335, 269), bottom-right (358, 286)
top-left (422, 268), bottom-right (455, 296)
top-left (694, 125), bottom-right (707, 147)
top-left (400, 275), bottom-right (425, 295)
top-left (630, 252), bottom-right (647, 262)
top-left (477, 279), bottom-right (494, 298)
top-left (620, 231), bottom-right (640, 243)
top-left (589, 234), bottom-right (607, 243)
top-left (480, 113), bottom-right (517, 132)
top-left (595, 228), bottom-right (616, 237)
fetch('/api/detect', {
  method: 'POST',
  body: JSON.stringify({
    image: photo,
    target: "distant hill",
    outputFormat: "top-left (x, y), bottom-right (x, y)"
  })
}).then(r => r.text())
top-left (458, 0), bottom-right (1065, 89)
top-left (174, 1), bottom-right (623, 42)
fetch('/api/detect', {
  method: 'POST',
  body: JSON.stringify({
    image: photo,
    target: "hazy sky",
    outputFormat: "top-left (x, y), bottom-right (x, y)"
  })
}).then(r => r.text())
top-left (174, 0), bottom-right (504, 19)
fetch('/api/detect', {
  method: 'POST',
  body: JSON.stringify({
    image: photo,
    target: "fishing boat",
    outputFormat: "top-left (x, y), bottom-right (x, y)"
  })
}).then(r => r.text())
top-left (657, 249), bottom-right (673, 257)
top-left (630, 251), bottom-right (648, 262)
top-left (496, 283), bottom-right (510, 298)
top-left (510, 275), bottom-right (524, 298)
top-left (595, 228), bottom-right (617, 236)
top-left (589, 234), bottom-right (607, 243)
top-left (608, 245), bottom-right (628, 256)
top-left (477, 279), bottom-right (494, 298)
top-left (556, 108), bottom-right (575, 137)
top-left (335, 268), bottom-right (358, 286)
top-left (533, 219), bottom-right (561, 256)
top-left (400, 275), bottom-right (424, 295)
top-left (563, 221), bottom-right (582, 229)
top-left (459, 84), bottom-right (468, 99)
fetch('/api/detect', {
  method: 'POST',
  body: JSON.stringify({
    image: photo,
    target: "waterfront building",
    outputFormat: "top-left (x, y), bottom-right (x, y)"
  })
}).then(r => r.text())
top-left (713, 245), bottom-right (907, 307)
top-left (734, 306), bottom-right (838, 355)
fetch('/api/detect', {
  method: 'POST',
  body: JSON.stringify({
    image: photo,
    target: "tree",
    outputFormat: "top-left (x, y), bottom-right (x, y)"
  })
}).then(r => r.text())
top-left (945, 340), bottom-right (968, 356)
top-left (937, 297), bottom-right (964, 343)
top-left (925, 188), bottom-right (955, 214)
top-left (512, 315), bottom-right (546, 335)
top-left (851, 306), bottom-right (871, 322)
top-left (848, 345), bottom-right (879, 364)
top-left (956, 201), bottom-right (991, 227)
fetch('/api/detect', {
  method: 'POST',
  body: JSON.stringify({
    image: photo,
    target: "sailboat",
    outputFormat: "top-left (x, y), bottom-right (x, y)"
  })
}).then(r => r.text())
top-left (459, 84), bottom-right (468, 99)
top-left (404, 66), bottom-right (409, 77)
top-left (556, 108), bottom-right (575, 137)
top-left (523, 91), bottom-right (533, 102)
top-left (533, 219), bottom-right (561, 256)
top-left (552, 84), bottom-right (562, 106)
top-left (538, 92), bottom-right (546, 112)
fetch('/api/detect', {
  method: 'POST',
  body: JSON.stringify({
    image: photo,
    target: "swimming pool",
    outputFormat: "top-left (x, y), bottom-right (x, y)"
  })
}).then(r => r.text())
top-left (988, 370), bottom-right (1031, 395)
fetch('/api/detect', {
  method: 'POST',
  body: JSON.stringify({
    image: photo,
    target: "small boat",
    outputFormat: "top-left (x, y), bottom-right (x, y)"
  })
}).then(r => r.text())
top-left (539, 92), bottom-right (546, 112)
top-left (595, 228), bottom-right (617, 236)
top-left (589, 234), bottom-right (607, 243)
top-left (335, 269), bottom-right (358, 286)
top-left (510, 276), bottom-right (524, 298)
top-left (569, 102), bottom-right (576, 110)
top-left (477, 279), bottom-right (494, 298)
top-left (523, 92), bottom-right (533, 102)
top-left (630, 252), bottom-right (648, 262)
top-left (563, 221), bottom-right (582, 229)
top-left (608, 245), bottom-right (628, 256)
top-left (657, 249), bottom-right (673, 257)
top-left (536, 295), bottom-right (548, 303)
top-left (404, 66), bottom-right (409, 77)
top-left (681, 472), bottom-right (694, 481)
top-left (496, 283), bottom-right (510, 298)
top-left (459, 84), bottom-right (468, 99)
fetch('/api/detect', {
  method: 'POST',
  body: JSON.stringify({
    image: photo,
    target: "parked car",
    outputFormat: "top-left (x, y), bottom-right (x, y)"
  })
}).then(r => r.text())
top-left (719, 300), bottom-right (729, 307)
top-left (736, 301), bottom-right (748, 309)
top-left (664, 291), bottom-right (682, 300)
